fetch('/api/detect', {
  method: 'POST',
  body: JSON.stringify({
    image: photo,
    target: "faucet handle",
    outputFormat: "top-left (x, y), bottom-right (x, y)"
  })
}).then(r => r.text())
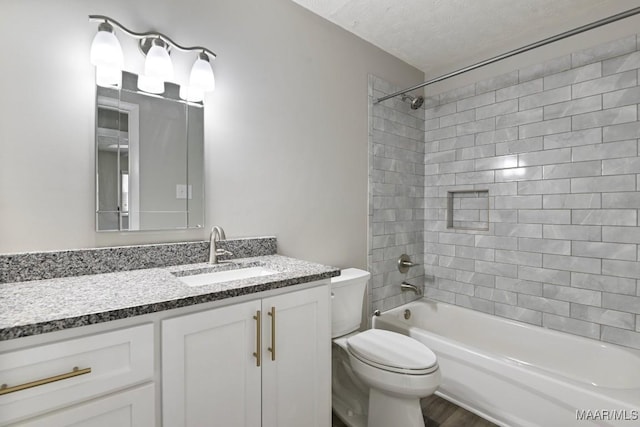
top-left (215, 248), bottom-right (234, 259)
top-left (397, 254), bottom-right (420, 273)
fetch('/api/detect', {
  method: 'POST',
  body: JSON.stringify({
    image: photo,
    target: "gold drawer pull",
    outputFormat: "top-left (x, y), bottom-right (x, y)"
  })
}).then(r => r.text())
top-left (268, 307), bottom-right (276, 361)
top-left (0, 366), bottom-right (92, 396)
top-left (253, 310), bottom-right (261, 367)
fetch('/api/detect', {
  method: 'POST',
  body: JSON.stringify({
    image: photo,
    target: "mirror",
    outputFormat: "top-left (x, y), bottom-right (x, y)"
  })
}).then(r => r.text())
top-left (95, 71), bottom-right (204, 231)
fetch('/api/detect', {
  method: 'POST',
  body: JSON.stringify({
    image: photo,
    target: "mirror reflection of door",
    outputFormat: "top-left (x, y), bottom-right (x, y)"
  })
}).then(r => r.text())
top-left (120, 170), bottom-right (129, 230)
top-left (96, 90), bottom-right (139, 231)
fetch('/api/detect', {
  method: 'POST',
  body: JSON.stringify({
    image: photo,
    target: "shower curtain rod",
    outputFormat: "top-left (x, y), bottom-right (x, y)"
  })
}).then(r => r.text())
top-left (374, 6), bottom-right (640, 105)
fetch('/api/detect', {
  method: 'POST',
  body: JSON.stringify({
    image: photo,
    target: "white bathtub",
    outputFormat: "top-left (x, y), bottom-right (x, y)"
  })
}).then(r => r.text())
top-left (372, 299), bottom-right (640, 427)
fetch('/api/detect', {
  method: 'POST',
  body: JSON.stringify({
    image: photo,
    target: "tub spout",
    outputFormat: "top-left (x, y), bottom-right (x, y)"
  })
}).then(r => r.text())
top-left (400, 281), bottom-right (423, 296)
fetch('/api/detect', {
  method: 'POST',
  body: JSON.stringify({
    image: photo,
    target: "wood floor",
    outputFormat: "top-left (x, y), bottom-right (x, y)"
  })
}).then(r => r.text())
top-left (332, 394), bottom-right (497, 427)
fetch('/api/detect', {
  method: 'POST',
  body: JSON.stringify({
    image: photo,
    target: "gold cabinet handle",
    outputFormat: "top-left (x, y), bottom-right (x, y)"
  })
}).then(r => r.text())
top-left (267, 307), bottom-right (276, 361)
top-left (0, 366), bottom-right (91, 396)
top-left (253, 310), bottom-right (261, 367)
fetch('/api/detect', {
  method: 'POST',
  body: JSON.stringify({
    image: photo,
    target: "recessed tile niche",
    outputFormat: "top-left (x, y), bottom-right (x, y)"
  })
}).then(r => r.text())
top-left (447, 190), bottom-right (489, 231)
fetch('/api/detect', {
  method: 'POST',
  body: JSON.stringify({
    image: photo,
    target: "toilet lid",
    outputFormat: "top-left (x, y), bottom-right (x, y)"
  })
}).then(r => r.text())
top-left (347, 329), bottom-right (437, 374)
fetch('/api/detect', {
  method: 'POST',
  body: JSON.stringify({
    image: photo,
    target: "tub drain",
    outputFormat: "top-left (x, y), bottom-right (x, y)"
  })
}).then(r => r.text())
top-left (404, 309), bottom-right (411, 320)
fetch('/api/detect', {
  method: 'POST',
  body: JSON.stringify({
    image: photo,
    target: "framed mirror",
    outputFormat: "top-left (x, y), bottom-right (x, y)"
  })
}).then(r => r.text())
top-left (95, 71), bottom-right (204, 231)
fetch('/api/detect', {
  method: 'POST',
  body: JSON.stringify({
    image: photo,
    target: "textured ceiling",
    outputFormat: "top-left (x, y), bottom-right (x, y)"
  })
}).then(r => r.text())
top-left (291, 0), bottom-right (640, 77)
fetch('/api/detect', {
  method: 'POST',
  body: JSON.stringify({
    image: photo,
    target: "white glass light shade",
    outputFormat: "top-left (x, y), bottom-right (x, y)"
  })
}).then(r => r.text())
top-left (189, 54), bottom-right (215, 92)
top-left (179, 85), bottom-right (204, 103)
top-left (96, 66), bottom-right (121, 87)
top-left (137, 74), bottom-right (164, 94)
top-left (90, 26), bottom-right (123, 69)
top-left (145, 41), bottom-right (173, 81)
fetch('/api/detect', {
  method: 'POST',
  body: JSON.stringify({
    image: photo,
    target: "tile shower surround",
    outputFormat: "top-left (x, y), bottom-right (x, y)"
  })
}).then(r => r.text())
top-left (368, 75), bottom-right (426, 312)
top-left (370, 33), bottom-right (640, 350)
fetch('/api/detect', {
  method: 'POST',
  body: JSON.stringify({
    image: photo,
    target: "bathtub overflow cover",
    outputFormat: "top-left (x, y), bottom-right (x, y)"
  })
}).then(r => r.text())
top-left (404, 309), bottom-right (411, 320)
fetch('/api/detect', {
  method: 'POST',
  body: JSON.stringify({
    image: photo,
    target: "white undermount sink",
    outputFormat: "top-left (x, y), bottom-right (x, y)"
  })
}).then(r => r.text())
top-left (175, 266), bottom-right (279, 287)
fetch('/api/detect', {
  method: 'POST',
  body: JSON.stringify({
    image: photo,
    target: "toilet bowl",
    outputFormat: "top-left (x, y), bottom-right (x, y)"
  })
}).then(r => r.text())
top-left (331, 269), bottom-right (441, 427)
top-left (347, 329), bottom-right (440, 396)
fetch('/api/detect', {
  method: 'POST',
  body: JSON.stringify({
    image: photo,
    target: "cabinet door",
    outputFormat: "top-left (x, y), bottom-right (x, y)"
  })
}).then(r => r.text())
top-left (162, 300), bottom-right (262, 427)
top-left (12, 383), bottom-right (155, 427)
top-left (261, 285), bottom-right (331, 427)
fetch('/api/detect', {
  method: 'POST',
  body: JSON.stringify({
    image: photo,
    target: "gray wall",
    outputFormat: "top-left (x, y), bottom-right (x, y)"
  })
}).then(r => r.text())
top-left (0, 0), bottom-right (423, 270)
top-left (368, 76), bottom-right (425, 313)
top-left (423, 34), bottom-right (640, 350)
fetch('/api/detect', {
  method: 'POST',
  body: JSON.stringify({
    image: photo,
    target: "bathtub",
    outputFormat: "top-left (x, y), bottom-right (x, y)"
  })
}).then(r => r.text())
top-left (372, 299), bottom-right (640, 427)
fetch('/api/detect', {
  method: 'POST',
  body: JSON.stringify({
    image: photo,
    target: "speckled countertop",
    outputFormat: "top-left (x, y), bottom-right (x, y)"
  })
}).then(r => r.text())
top-left (0, 255), bottom-right (340, 341)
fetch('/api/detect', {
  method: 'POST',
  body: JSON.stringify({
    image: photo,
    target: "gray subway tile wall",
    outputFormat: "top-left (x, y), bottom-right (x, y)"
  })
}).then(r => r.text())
top-left (369, 75), bottom-right (426, 313)
top-left (421, 33), bottom-right (640, 349)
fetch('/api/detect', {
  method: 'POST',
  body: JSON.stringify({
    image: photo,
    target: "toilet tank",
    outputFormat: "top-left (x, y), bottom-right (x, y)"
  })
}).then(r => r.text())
top-left (331, 268), bottom-right (371, 338)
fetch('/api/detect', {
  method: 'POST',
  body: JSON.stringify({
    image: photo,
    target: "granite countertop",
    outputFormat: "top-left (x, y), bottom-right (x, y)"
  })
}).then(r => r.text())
top-left (0, 255), bottom-right (340, 341)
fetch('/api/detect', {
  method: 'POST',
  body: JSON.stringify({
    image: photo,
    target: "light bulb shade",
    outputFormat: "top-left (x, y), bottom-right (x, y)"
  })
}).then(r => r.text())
top-left (137, 74), bottom-right (165, 94)
top-left (189, 54), bottom-right (215, 92)
top-left (96, 66), bottom-right (121, 87)
top-left (90, 24), bottom-right (123, 69)
top-left (145, 41), bottom-right (173, 81)
top-left (179, 85), bottom-right (204, 102)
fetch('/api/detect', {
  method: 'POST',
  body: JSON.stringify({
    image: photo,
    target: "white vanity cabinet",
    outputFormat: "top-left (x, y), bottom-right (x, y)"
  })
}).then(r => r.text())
top-left (162, 299), bottom-right (262, 427)
top-left (10, 384), bottom-right (155, 427)
top-left (162, 283), bottom-right (331, 427)
top-left (0, 324), bottom-right (155, 426)
top-left (1, 275), bottom-right (332, 427)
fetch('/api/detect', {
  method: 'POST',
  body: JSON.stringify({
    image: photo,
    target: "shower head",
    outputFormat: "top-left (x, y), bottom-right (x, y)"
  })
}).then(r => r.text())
top-left (401, 94), bottom-right (424, 110)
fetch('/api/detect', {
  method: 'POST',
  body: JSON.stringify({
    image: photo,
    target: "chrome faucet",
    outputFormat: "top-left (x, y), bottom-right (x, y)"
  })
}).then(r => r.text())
top-left (400, 281), bottom-right (423, 296)
top-left (209, 226), bottom-right (233, 264)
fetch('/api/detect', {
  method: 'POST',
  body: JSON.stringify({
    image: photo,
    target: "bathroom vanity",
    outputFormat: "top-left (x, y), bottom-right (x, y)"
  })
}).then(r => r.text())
top-left (0, 245), bottom-right (338, 427)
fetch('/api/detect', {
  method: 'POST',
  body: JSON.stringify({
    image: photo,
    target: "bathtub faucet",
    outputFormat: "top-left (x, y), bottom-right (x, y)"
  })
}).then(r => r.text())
top-left (400, 281), bottom-right (422, 296)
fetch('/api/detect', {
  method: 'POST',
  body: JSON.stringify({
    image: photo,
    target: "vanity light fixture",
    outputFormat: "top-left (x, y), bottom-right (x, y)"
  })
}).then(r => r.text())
top-left (179, 85), bottom-right (205, 103)
top-left (89, 15), bottom-right (217, 98)
top-left (137, 74), bottom-right (165, 95)
top-left (144, 38), bottom-right (173, 82)
top-left (95, 65), bottom-right (123, 88)
top-left (90, 22), bottom-right (124, 87)
top-left (189, 53), bottom-right (215, 92)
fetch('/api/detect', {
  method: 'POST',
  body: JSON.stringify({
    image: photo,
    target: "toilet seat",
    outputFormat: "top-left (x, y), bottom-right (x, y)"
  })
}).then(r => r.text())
top-left (347, 329), bottom-right (438, 375)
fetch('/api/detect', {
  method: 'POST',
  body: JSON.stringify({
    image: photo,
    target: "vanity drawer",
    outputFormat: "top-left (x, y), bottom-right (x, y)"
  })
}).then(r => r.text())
top-left (12, 383), bottom-right (155, 427)
top-left (0, 324), bottom-right (154, 425)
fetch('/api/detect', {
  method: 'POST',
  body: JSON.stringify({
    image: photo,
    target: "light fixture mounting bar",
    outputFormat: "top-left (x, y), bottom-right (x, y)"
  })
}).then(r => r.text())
top-left (88, 14), bottom-right (217, 59)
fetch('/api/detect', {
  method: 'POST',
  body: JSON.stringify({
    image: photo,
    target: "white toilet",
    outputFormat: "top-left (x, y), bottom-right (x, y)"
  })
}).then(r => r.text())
top-left (331, 268), bottom-right (441, 427)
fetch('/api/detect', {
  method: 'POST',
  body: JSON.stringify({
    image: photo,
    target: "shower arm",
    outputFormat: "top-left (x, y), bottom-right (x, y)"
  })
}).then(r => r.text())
top-left (374, 6), bottom-right (640, 105)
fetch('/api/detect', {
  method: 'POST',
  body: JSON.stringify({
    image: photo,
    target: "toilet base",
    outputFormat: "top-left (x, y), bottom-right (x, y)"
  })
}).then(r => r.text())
top-left (332, 342), bottom-right (368, 427)
top-left (368, 388), bottom-right (425, 427)
top-left (332, 334), bottom-right (438, 427)
top-left (332, 398), bottom-right (367, 427)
